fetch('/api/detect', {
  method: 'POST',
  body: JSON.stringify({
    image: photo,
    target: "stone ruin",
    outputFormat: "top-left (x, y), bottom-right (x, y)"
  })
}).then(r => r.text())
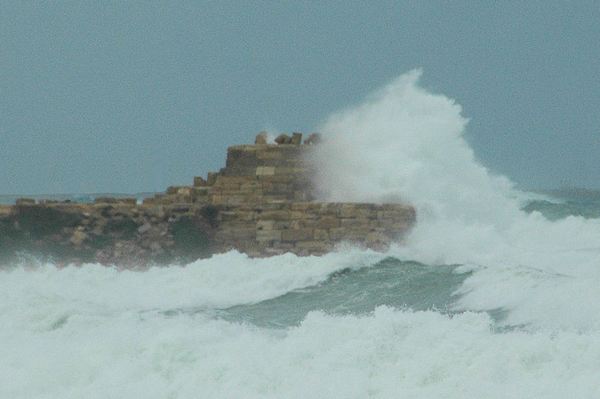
top-left (0, 133), bottom-right (415, 265)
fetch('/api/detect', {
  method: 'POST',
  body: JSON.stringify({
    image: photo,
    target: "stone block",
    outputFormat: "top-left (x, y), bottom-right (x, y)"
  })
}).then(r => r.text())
top-left (166, 186), bottom-right (179, 195)
top-left (225, 196), bottom-right (249, 206)
top-left (274, 167), bottom-right (302, 175)
top-left (340, 218), bottom-right (371, 228)
top-left (339, 204), bottom-right (376, 218)
top-left (263, 197), bottom-right (289, 204)
top-left (230, 228), bottom-right (257, 240)
top-left (256, 229), bottom-right (282, 242)
top-left (290, 203), bottom-right (311, 211)
top-left (291, 132), bottom-right (302, 145)
top-left (240, 182), bottom-right (260, 191)
top-left (274, 133), bottom-right (291, 144)
top-left (234, 210), bottom-right (256, 221)
top-left (281, 228), bottom-right (313, 242)
top-left (290, 219), bottom-right (317, 229)
top-left (258, 210), bottom-right (291, 220)
top-left (207, 172), bottom-right (219, 186)
top-left (216, 227), bottom-right (256, 241)
top-left (218, 176), bottom-right (257, 185)
top-left (259, 178), bottom-right (296, 188)
top-left (256, 150), bottom-right (285, 160)
top-left (210, 195), bottom-right (226, 205)
top-left (191, 187), bottom-right (210, 200)
top-left (317, 216), bottom-right (340, 229)
top-left (329, 227), bottom-right (368, 241)
top-left (290, 210), bottom-right (310, 219)
top-left (313, 229), bottom-right (329, 240)
top-left (256, 166), bottom-right (276, 176)
top-left (193, 176), bottom-right (207, 187)
top-left (255, 131), bottom-right (268, 145)
top-left (294, 241), bottom-right (331, 252)
top-left (218, 211), bottom-right (240, 222)
top-left (177, 187), bottom-right (192, 195)
top-left (256, 220), bottom-right (275, 230)
top-left (266, 183), bottom-right (291, 194)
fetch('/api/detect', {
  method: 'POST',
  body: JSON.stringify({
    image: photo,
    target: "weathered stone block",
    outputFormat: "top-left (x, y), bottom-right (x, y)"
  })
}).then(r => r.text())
top-left (339, 205), bottom-right (376, 218)
top-left (290, 219), bottom-right (317, 229)
top-left (291, 132), bottom-right (302, 145)
top-left (340, 218), bottom-right (371, 228)
top-left (258, 210), bottom-right (291, 221)
top-left (166, 186), bottom-right (179, 195)
top-left (218, 211), bottom-right (240, 222)
top-left (193, 187), bottom-right (210, 195)
top-left (274, 133), bottom-right (291, 144)
top-left (256, 166), bottom-right (276, 176)
top-left (256, 229), bottom-right (282, 242)
top-left (295, 241), bottom-right (331, 251)
top-left (317, 216), bottom-right (340, 229)
top-left (329, 227), bottom-right (365, 241)
top-left (291, 203), bottom-right (311, 211)
top-left (193, 176), bottom-right (207, 187)
top-left (313, 229), bottom-right (329, 240)
top-left (207, 172), bottom-right (219, 186)
top-left (255, 131), bottom-right (268, 145)
top-left (256, 150), bottom-right (285, 160)
top-left (177, 187), bottom-right (192, 196)
top-left (281, 228), bottom-right (313, 242)
top-left (256, 220), bottom-right (275, 230)
top-left (290, 210), bottom-right (310, 219)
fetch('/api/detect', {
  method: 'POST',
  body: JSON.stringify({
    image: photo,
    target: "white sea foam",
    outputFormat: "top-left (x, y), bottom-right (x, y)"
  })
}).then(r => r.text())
top-left (2, 295), bottom-right (600, 398)
top-left (312, 70), bottom-right (600, 331)
top-left (0, 249), bottom-right (385, 331)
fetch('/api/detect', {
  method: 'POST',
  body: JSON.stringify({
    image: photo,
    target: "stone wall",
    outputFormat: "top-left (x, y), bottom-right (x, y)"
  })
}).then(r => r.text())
top-left (0, 133), bottom-right (416, 266)
top-left (142, 140), bottom-right (316, 207)
top-left (215, 202), bottom-right (414, 257)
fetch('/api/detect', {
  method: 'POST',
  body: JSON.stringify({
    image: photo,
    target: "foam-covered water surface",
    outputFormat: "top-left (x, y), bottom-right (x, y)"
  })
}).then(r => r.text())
top-left (3, 253), bottom-right (600, 398)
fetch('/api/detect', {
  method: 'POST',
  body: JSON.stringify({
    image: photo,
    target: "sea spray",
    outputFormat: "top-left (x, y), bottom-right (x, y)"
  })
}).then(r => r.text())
top-left (312, 70), bottom-right (600, 330)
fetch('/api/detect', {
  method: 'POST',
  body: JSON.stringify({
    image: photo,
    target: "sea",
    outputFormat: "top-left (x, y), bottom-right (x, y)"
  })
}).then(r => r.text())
top-left (3, 71), bottom-right (600, 398)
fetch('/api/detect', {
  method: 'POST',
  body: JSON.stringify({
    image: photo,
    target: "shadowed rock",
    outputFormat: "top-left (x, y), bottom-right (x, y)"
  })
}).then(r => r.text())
top-left (291, 132), bottom-right (303, 145)
top-left (255, 131), bottom-right (268, 145)
top-left (275, 133), bottom-right (291, 144)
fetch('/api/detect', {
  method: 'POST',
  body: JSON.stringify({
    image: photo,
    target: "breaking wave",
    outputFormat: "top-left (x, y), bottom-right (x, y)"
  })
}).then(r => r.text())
top-left (3, 71), bottom-right (600, 397)
top-left (312, 69), bottom-right (600, 331)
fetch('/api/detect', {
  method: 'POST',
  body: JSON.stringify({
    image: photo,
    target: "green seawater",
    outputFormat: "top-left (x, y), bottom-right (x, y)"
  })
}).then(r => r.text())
top-left (219, 259), bottom-right (468, 328)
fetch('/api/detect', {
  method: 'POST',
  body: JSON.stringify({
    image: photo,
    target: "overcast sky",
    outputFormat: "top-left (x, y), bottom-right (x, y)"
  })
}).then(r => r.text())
top-left (2, 1), bottom-right (599, 194)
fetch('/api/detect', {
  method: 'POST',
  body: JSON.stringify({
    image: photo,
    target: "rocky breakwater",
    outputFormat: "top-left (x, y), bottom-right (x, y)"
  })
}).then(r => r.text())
top-left (0, 132), bottom-right (416, 266)
top-left (0, 199), bottom-right (215, 267)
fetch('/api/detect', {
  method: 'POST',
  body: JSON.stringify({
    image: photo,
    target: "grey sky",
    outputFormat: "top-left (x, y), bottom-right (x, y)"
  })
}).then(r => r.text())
top-left (1, 1), bottom-right (599, 194)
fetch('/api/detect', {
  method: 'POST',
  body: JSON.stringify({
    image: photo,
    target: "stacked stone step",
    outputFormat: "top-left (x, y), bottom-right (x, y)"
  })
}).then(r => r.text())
top-left (143, 180), bottom-right (213, 207)
top-left (210, 133), bottom-right (315, 206)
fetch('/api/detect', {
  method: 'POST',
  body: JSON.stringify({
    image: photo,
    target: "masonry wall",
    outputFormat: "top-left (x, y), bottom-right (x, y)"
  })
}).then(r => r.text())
top-left (1, 133), bottom-right (416, 266)
top-left (215, 202), bottom-right (415, 257)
